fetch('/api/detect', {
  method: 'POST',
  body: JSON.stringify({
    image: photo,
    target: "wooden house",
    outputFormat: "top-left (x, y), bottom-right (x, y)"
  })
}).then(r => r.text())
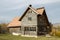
top-left (7, 5), bottom-right (52, 36)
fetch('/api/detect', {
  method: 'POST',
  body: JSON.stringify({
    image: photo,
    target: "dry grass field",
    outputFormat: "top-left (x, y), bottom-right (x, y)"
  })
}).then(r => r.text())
top-left (0, 34), bottom-right (60, 40)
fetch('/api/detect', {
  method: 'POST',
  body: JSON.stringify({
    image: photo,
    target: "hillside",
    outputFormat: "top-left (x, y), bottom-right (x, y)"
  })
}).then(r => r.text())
top-left (53, 23), bottom-right (60, 27)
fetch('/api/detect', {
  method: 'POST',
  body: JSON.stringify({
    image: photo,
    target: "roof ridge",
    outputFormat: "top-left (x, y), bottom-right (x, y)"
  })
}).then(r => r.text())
top-left (29, 6), bottom-right (44, 15)
top-left (20, 5), bottom-right (45, 21)
top-left (29, 7), bottom-right (40, 15)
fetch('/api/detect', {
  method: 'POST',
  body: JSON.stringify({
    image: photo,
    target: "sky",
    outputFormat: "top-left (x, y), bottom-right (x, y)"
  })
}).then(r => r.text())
top-left (0, 0), bottom-right (60, 24)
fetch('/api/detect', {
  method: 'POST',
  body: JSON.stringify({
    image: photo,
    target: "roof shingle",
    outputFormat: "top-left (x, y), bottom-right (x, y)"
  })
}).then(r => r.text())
top-left (7, 17), bottom-right (21, 27)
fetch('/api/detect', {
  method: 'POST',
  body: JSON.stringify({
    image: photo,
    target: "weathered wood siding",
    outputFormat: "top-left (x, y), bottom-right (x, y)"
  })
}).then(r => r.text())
top-left (37, 15), bottom-right (48, 26)
top-left (21, 9), bottom-right (37, 26)
top-left (9, 27), bottom-right (21, 33)
top-left (24, 31), bottom-right (36, 35)
top-left (37, 11), bottom-right (51, 35)
top-left (21, 9), bottom-right (37, 36)
top-left (37, 15), bottom-right (47, 35)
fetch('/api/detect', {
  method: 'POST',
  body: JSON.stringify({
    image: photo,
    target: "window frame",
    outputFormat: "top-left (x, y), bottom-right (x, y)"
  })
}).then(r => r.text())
top-left (24, 27), bottom-right (36, 31)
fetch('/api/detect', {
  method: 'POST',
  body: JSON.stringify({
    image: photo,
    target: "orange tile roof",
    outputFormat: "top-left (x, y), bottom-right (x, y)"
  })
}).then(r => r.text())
top-left (7, 17), bottom-right (21, 27)
top-left (29, 7), bottom-right (44, 15)
top-left (36, 8), bottom-right (44, 15)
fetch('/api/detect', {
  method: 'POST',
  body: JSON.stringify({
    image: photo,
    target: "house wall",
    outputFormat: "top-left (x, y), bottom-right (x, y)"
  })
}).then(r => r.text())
top-left (37, 12), bottom-right (51, 35)
top-left (9, 27), bottom-right (21, 34)
top-left (21, 9), bottom-right (37, 26)
top-left (37, 15), bottom-right (48, 26)
top-left (21, 9), bottom-right (37, 36)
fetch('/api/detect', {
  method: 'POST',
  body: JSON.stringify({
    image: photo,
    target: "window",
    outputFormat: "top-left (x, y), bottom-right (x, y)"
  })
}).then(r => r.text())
top-left (30, 27), bottom-right (36, 31)
top-left (28, 17), bottom-right (32, 21)
top-left (28, 10), bottom-right (32, 13)
top-left (24, 27), bottom-right (36, 31)
top-left (24, 27), bottom-right (29, 31)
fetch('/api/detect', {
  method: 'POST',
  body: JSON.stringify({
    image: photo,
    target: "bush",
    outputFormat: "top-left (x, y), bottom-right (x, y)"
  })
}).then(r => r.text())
top-left (0, 23), bottom-right (9, 33)
top-left (50, 28), bottom-right (60, 37)
top-left (55, 31), bottom-right (60, 37)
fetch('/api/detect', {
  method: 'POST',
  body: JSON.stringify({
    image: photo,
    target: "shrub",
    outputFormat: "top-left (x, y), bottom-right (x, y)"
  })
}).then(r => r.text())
top-left (50, 28), bottom-right (60, 37)
top-left (55, 31), bottom-right (60, 37)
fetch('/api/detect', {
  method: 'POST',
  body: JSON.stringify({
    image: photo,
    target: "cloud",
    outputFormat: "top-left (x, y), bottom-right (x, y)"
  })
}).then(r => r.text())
top-left (0, 0), bottom-right (60, 23)
top-left (18, 0), bottom-right (60, 5)
top-left (0, 0), bottom-right (60, 10)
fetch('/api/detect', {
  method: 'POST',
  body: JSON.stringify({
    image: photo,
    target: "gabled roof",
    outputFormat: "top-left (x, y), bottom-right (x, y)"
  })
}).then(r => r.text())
top-left (7, 17), bottom-right (21, 27)
top-left (29, 7), bottom-right (45, 15)
top-left (36, 7), bottom-right (45, 15)
top-left (7, 5), bottom-right (46, 27)
top-left (20, 5), bottom-right (45, 21)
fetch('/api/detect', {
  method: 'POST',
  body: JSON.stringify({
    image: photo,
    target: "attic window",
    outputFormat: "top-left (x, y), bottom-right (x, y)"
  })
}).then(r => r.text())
top-left (28, 17), bottom-right (32, 21)
top-left (28, 10), bottom-right (32, 13)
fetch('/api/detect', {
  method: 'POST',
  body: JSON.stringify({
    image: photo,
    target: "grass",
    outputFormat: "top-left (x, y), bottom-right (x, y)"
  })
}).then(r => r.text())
top-left (0, 34), bottom-right (60, 40)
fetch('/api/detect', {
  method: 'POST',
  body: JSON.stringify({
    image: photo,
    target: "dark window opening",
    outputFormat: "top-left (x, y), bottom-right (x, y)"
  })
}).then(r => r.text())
top-left (30, 27), bottom-right (36, 31)
top-left (24, 27), bottom-right (36, 31)
top-left (28, 17), bottom-right (32, 21)
top-left (24, 27), bottom-right (29, 31)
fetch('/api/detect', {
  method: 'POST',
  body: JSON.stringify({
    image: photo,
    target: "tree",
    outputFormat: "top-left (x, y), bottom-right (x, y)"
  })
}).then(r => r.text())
top-left (0, 25), bottom-right (1, 33)
top-left (0, 23), bottom-right (8, 33)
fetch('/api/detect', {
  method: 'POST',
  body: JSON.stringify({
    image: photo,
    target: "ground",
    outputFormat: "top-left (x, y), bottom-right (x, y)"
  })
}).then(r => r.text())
top-left (0, 34), bottom-right (60, 40)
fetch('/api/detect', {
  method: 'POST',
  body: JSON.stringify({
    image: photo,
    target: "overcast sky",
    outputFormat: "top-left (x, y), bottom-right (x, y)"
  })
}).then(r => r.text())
top-left (0, 0), bottom-right (60, 24)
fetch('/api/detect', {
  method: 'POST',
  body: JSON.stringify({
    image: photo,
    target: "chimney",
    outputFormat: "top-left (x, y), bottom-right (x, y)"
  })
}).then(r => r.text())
top-left (29, 5), bottom-right (32, 7)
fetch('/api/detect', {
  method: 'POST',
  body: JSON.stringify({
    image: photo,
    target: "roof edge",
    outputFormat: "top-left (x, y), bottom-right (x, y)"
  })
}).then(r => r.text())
top-left (37, 7), bottom-right (45, 10)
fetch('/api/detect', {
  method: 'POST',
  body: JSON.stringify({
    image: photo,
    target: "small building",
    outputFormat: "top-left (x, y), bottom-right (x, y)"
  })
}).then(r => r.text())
top-left (7, 5), bottom-right (52, 37)
top-left (8, 17), bottom-right (21, 35)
